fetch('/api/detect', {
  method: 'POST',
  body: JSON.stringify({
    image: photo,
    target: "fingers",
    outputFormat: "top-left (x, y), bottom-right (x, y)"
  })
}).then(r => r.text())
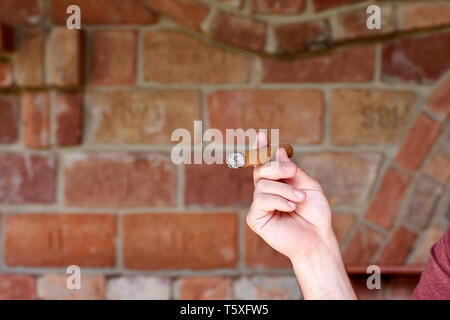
top-left (254, 148), bottom-right (297, 185)
top-left (255, 179), bottom-right (306, 203)
top-left (252, 131), bottom-right (268, 150)
top-left (249, 194), bottom-right (297, 217)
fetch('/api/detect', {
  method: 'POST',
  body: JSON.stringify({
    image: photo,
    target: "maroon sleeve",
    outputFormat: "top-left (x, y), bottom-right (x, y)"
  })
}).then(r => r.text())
top-left (412, 226), bottom-right (450, 300)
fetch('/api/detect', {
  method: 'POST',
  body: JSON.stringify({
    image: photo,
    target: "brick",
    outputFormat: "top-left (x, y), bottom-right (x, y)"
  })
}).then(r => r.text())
top-left (122, 213), bottom-right (237, 270)
top-left (90, 30), bottom-right (137, 86)
top-left (275, 20), bottom-right (330, 54)
top-left (404, 175), bottom-right (443, 230)
top-left (15, 28), bottom-right (44, 86)
top-left (0, 61), bottom-right (12, 87)
top-left (262, 45), bottom-right (374, 82)
top-left (335, 5), bottom-right (395, 40)
top-left (0, 154), bottom-right (55, 203)
top-left (386, 276), bottom-right (419, 300)
top-left (0, 24), bottom-right (15, 52)
top-left (87, 90), bottom-right (200, 144)
top-left (343, 225), bottom-right (384, 265)
top-left (376, 227), bottom-right (418, 265)
top-left (0, 0), bottom-right (42, 25)
top-left (298, 152), bottom-right (382, 205)
top-left (400, 1), bottom-right (450, 31)
top-left (395, 114), bottom-right (442, 171)
top-left (0, 95), bottom-right (18, 143)
top-left (175, 277), bottom-right (233, 300)
top-left (244, 225), bottom-right (291, 268)
top-left (64, 153), bottom-right (175, 208)
top-left (50, 0), bottom-right (157, 24)
top-left (234, 276), bottom-right (300, 300)
top-left (218, 0), bottom-right (243, 9)
top-left (424, 152), bottom-right (450, 184)
top-left (38, 274), bottom-right (105, 300)
top-left (148, 0), bottom-right (209, 30)
top-left (21, 92), bottom-right (50, 148)
top-left (209, 12), bottom-right (267, 52)
top-left (55, 92), bottom-right (83, 146)
top-left (350, 276), bottom-right (385, 300)
top-left (0, 275), bottom-right (36, 300)
top-left (185, 165), bottom-right (253, 206)
top-left (382, 33), bottom-right (450, 82)
top-left (409, 227), bottom-right (444, 264)
top-left (428, 76), bottom-right (450, 117)
top-left (365, 168), bottom-right (410, 229)
top-left (208, 89), bottom-right (324, 144)
top-left (49, 27), bottom-right (81, 86)
top-left (332, 213), bottom-right (356, 245)
top-left (107, 277), bottom-right (170, 300)
top-left (143, 30), bottom-right (250, 84)
top-left (252, 0), bottom-right (306, 14)
top-left (4, 214), bottom-right (116, 267)
top-left (313, 0), bottom-right (364, 11)
top-left (330, 89), bottom-right (416, 145)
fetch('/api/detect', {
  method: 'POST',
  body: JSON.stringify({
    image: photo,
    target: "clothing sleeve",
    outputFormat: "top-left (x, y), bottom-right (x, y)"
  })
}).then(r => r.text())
top-left (412, 226), bottom-right (450, 300)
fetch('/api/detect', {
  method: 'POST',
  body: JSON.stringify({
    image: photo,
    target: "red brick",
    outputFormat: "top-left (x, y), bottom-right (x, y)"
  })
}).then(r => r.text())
top-left (298, 153), bottom-right (382, 205)
top-left (16, 28), bottom-right (44, 86)
top-left (404, 175), bottom-right (443, 230)
top-left (343, 225), bottom-right (384, 265)
top-left (382, 33), bottom-right (450, 82)
top-left (49, 27), bottom-right (81, 86)
top-left (218, 0), bottom-right (243, 9)
top-left (208, 89), bottom-right (324, 144)
top-left (55, 92), bottom-right (83, 146)
top-left (252, 0), bottom-right (305, 14)
top-left (0, 0), bottom-right (42, 25)
top-left (38, 274), bottom-right (105, 300)
top-left (330, 89), bottom-right (416, 145)
top-left (428, 76), bottom-right (450, 117)
top-left (143, 30), bottom-right (250, 84)
top-left (275, 20), bottom-right (330, 53)
top-left (335, 5), bottom-right (395, 40)
top-left (0, 24), bottom-right (14, 52)
top-left (395, 114), bottom-right (442, 171)
top-left (0, 95), bottom-right (18, 143)
top-left (313, 0), bottom-right (364, 11)
top-left (107, 277), bottom-right (170, 300)
top-left (185, 164), bottom-right (253, 206)
top-left (209, 12), bottom-right (267, 52)
top-left (365, 168), bottom-right (410, 229)
top-left (148, 0), bottom-right (209, 30)
top-left (244, 225), bottom-right (291, 268)
top-left (64, 153), bottom-right (175, 208)
top-left (262, 45), bottom-right (374, 82)
top-left (400, 1), bottom-right (450, 31)
top-left (376, 227), bottom-right (418, 265)
top-left (386, 276), bottom-right (419, 300)
top-left (87, 90), bottom-right (200, 144)
top-left (0, 275), bottom-right (36, 300)
top-left (350, 276), bottom-right (385, 300)
top-left (122, 213), bottom-right (237, 270)
top-left (21, 92), bottom-right (50, 148)
top-left (332, 213), bottom-right (356, 245)
top-left (409, 227), bottom-right (444, 264)
top-left (424, 152), bottom-right (450, 184)
top-left (175, 277), bottom-right (233, 300)
top-left (0, 61), bottom-right (12, 87)
top-left (90, 30), bottom-right (137, 86)
top-left (234, 276), bottom-right (300, 299)
top-left (0, 154), bottom-right (55, 203)
top-left (50, 0), bottom-right (157, 24)
top-left (4, 214), bottom-right (116, 267)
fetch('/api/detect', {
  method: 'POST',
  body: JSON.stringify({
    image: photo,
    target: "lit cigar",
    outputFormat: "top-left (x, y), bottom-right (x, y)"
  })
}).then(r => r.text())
top-left (227, 144), bottom-right (294, 168)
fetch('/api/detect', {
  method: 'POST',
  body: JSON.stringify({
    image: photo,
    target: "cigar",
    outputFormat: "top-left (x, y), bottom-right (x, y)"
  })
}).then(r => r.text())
top-left (227, 144), bottom-right (294, 168)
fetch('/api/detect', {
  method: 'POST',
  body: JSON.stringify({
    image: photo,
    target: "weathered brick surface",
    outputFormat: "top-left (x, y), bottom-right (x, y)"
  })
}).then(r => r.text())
top-left (143, 30), bottom-right (250, 84)
top-left (208, 89), bottom-right (324, 144)
top-left (350, 276), bottom-right (386, 300)
top-left (16, 27), bottom-right (44, 86)
top-left (87, 90), bottom-right (200, 144)
top-left (365, 168), bottom-right (410, 229)
top-left (343, 225), bottom-right (384, 264)
top-left (0, 0), bottom-right (42, 25)
top-left (409, 227), bottom-right (444, 264)
top-left (0, 61), bottom-right (13, 87)
top-left (332, 213), bottom-right (356, 245)
top-left (122, 213), bottom-right (237, 270)
top-left (275, 20), bottom-right (330, 53)
top-left (395, 114), bottom-right (442, 171)
top-left (64, 153), bottom-right (175, 208)
top-left (262, 45), bottom-right (374, 82)
top-left (424, 152), bottom-right (450, 184)
top-left (234, 276), bottom-right (300, 300)
top-left (55, 92), bottom-right (83, 146)
top-left (175, 277), bottom-right (233, 300)
top-left (376, 227), bottom-right (418, 265)
top-left (49, 28), bottom-right (81, 86)
top-left (400, 1), bottom-right (450, 31)
top-left (38, 274), bottom-right (105, 300)
top-left (385, 276), bottom-right (419, 300)
top-left (252, 0), bottom-right (305, 14)
top-left (428, 76), bottom-right (450, 117)
top-left (148, 0), bottom-right (209, 30)
top-left (298, 152), bottom-right (382, 205)
top-left (0, 275), bottom-right (36, 300)
top-left (330, 90), bottom-right (416, 145)
top-left (0, 154), bottom-right (55, 203)
top-left (313, 0), bottom-right (364, 11)
top-left (4, 214), bottom-right (116, 267)
top-left (107, 277), bottom-right (170, 300)
top-left (21, 92), bottom-right (50, 148)
top-left (0, 95), bottom-right (18, 143)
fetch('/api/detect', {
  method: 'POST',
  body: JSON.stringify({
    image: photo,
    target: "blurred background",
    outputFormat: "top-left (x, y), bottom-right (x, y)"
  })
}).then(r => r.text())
top-left (0, 0), bottom-right (449, 300)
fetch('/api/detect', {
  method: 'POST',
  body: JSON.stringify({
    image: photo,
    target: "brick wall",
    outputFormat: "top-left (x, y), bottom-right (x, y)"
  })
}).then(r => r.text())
top-left (0, 0), bottom-right (449, 300)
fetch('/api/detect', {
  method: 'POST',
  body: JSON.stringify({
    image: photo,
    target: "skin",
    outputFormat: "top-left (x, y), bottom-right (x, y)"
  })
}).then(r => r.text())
top-left (246, 133), bottom-right (357, 300)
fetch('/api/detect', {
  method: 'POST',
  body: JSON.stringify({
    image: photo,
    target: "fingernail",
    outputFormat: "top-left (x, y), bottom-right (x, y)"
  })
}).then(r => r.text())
top-left (287, 201), bottom-right (296, 209)
top-left (294, 190), bottom-right (305, 200)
